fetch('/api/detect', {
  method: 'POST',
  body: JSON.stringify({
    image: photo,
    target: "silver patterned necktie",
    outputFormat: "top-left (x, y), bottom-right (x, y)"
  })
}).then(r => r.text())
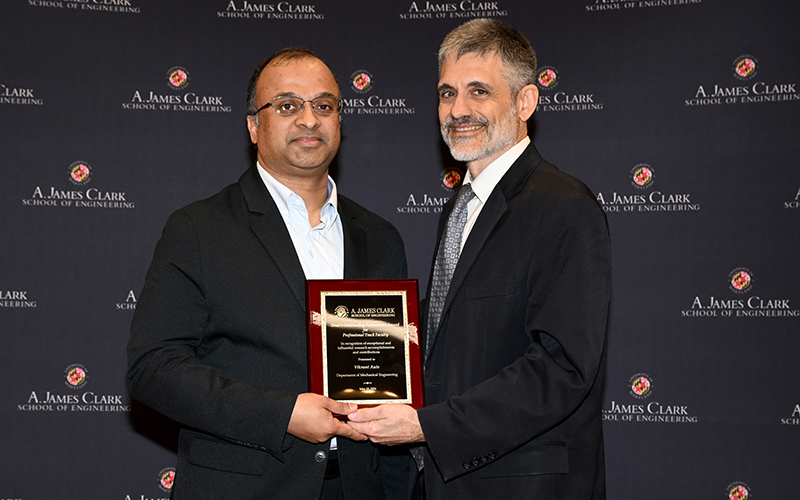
top-left (425, 182), bottom-right (476, 362)
top-left (413, 183), bottom-right (475, 472)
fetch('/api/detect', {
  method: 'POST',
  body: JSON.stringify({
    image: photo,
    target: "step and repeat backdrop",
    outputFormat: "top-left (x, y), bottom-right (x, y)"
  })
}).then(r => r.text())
top-left (2, 0), bottom-right (798, 498)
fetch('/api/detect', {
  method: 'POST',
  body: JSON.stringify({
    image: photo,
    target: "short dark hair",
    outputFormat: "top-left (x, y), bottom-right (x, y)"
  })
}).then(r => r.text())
top-left (439, 19), bottom-right (537, 98)
top-left (246, 47), bottom-right (339, 116)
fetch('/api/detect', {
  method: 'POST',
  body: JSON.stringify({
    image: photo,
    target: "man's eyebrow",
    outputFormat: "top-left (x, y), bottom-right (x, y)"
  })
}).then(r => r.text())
top-left (273, 91), bottom-right (339, 99)
top-left (465, 80), bottom-right (493, 91)
top-left (437, 81), bottom-right (495, 92)
top-left (437, 83), bottom-right (455, 93)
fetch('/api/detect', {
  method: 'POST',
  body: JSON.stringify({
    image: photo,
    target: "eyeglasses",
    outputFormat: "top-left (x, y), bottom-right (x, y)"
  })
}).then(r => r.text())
top-left (250, 95), bottom-right (343, 117)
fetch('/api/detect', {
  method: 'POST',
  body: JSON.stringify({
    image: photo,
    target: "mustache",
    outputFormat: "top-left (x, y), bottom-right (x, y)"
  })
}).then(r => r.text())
top-left (442, 115), bottom-right (489, 130)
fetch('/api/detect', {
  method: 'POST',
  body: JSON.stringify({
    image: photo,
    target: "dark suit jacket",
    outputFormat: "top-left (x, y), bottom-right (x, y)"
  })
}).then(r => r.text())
top-left (417, 144), bottom-right (611, 499)
top-left (127, 165), bottom-right (407, 500)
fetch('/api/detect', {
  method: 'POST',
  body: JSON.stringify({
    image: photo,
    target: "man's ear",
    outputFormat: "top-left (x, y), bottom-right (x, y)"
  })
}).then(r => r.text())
top-left (516, 84), bottom-right (539, 121)
top-left (246, 114), bottom-right (259, 144)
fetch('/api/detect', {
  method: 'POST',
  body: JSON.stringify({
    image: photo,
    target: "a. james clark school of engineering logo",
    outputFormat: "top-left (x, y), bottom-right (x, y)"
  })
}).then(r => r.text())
top-left (159, 467), bottom-right (176, 492)
top-left (631, 163), bottom-right (654, 189)
top-left (68, 161), bottom-right (92, 186)
top-left (536, 66), bottom-right (558, 90)
top-left (733, 55), bottom-right (757, 81)
top-left (334, 305), bottom-right (349, 318)
top-left (65, 364), bottom-right (88, 389)
top-left (341, 68), bottom-right (414, 115)
top-left (442, 168), bottom-right (462, 191)
top-left (534, 65), bottom-right (604, 112)
top-left (729, 267), bottom-right (753, 294)
top-left (167, 66), bottom-right (189, 89)
top-left (629, 373), bottom-right (652, 399)
top-left (727, 481), bottom-right (750, 500)
top-left (350, 70), bottom-right (373, 93)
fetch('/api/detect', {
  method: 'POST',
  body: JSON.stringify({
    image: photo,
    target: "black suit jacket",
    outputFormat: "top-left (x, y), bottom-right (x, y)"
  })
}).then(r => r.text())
top-left (417, 144), bottom-right (611, 499)
top-left (127, 165), bottom-right (407, 500)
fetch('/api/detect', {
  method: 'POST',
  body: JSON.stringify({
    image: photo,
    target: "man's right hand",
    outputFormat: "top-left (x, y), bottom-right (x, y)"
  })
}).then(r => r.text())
top-left (287, 393), bottom-right (368, 443)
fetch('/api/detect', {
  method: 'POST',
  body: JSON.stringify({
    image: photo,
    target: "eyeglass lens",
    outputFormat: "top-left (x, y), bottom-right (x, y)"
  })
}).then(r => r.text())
top-left (273, 96), bottom-right (340, 116)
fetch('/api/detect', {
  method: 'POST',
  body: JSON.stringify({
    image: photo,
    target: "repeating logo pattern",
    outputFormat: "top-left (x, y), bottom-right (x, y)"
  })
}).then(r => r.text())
top-left (65, 364), bottom-right (88, 389)
top-left (727, 482), bottom-right (750, 500)
top-left (536, 65), bottom-right (603, 112)
top-left (167, 67), bottom-right (190, 89)
top-left (442, 169), bottom-right (462, 191)
top-left (596, 165), bottom-right (697, 213)
top-left (350, 70), bottom-right (373, 93)
top-left (629, 373), bottom-right (653, 399)
top-left (536, 66), bottom-right (558, 90)
top-left (631, 164), bottom-right (654, 189)
top-left (68, 161), bottom-right (92, 186)
top-left (687, 53), bottom-right (798, 106)
top-left (729, 268), bottom-right (753, 294)
top-left (159, 468), bottom-right (176, 492)
top-left (733, 56), bottom-right (757, 81)
top-left (604, 373), bottom-right (698, 424)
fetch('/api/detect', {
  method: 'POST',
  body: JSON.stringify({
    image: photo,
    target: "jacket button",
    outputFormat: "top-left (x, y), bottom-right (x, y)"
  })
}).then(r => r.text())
top-left (487, 452), bottom-right (496, 460)
top-left (462, 461), bottom-right (471, 470)
top-left (471, 458), bottom-right (479, 467)
top-left (315, 450), bottom-right (327, 463)
top-left (480, 455), bottom-right (488, 463)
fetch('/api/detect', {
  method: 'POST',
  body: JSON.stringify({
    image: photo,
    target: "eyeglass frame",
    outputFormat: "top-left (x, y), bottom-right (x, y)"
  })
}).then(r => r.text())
top-left (248, 94), bottom-right (344, 117)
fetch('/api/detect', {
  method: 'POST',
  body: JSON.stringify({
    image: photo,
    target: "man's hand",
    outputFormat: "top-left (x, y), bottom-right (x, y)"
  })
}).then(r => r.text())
top-left (347, 404), bottom-right (425, 445)
top-left (287, 393), bottom-right (368, 443)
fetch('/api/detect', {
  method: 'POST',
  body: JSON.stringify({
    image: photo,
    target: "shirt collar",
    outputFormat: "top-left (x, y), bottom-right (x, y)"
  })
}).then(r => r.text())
top-left (255, 161), bottom-right (339, 223)
top-left (465, 136), bottom-right (530, 203)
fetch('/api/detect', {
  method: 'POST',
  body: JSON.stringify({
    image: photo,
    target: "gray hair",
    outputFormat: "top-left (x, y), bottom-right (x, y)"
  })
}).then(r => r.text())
top-left (438, 19), bottom-right (537, 98)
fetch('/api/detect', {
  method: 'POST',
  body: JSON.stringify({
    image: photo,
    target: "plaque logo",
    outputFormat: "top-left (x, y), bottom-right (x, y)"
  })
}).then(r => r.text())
top-left (334, 305), bottom-right (349, 318)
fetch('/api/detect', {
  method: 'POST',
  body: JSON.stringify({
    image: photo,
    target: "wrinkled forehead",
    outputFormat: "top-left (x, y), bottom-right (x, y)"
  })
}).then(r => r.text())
top-left (440, 49), bottom-right (503, 74)
top-left (438, 52), bottom-right (506, 87)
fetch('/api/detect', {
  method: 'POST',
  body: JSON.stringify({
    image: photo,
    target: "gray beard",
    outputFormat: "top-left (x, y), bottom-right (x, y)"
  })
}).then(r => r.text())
top-left (441, 105), bottom-right (518, 163)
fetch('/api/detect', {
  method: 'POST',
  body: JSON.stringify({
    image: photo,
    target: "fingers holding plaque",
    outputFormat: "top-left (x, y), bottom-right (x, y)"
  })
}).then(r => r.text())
top-left (306, 279), bottom-right (424, 410)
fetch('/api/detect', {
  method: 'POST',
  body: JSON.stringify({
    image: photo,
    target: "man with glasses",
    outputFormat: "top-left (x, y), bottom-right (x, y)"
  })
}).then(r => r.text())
top-left (127, 47), bottom-right (407, 500)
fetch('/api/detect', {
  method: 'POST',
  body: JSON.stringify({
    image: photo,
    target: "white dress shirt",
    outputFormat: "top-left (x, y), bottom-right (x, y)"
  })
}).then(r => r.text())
top-left (256, 162), bottom-right (344, 280)
top-left (460, 137), bottom-right (530, 251)
top-left (256, 162), bottom-right (344, 450)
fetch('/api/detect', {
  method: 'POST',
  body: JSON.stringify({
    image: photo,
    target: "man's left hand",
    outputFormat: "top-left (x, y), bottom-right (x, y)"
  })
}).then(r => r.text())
top-left (346, 404), bottom-right (425, 445)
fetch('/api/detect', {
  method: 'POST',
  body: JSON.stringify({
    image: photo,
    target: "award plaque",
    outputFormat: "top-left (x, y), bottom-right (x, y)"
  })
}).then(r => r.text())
top-left (306, 279), bottom-right (423, 409)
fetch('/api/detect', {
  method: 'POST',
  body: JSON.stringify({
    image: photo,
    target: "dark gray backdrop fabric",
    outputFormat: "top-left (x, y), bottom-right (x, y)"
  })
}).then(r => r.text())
top-left (2, 1), bottom-right (798, 498)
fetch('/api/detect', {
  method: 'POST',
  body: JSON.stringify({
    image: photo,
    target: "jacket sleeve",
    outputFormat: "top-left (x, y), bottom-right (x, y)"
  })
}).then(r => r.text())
top-left (126, 209), bottom-right (298, 459)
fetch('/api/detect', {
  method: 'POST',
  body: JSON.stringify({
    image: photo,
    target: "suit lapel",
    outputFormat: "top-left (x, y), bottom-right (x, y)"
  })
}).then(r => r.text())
top-left (426, 144), bottom-right (544, 361)
top-left (239, 165), bottom-right (308, 308)
top-left (340, 199), bottom-right (368, 279)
